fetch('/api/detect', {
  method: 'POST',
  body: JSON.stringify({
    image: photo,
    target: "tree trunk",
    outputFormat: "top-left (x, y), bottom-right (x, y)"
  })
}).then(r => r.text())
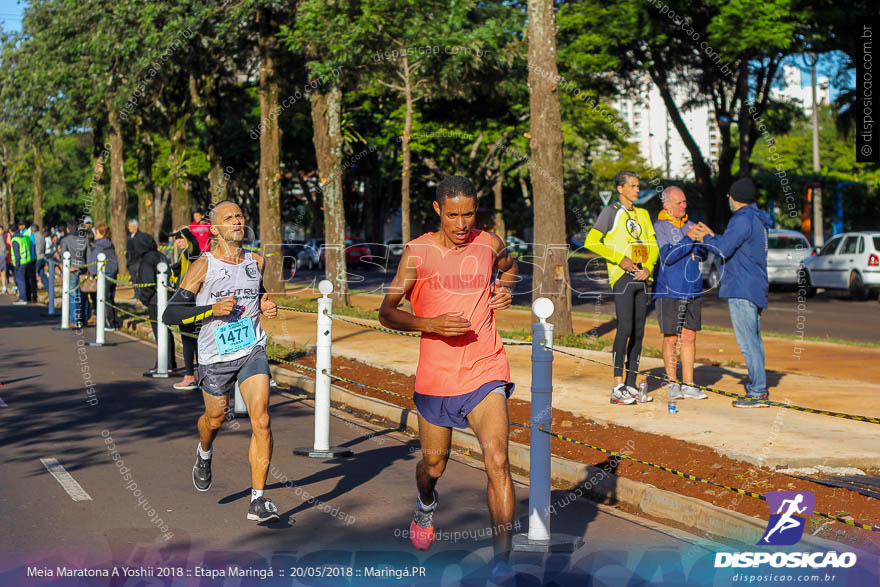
top-left (208, 154), bottom-right (227, 204)
top-left (527, 0), bottom-right (572, 335)
top-left (646, 67), bottom-right (717, 224)
top-left (0, 144), bottom-right (9, 228)
top-left (400, 55), bottom-right (414, 245)
top-left (310, 88), bottom-right (349, 305)
top-left (136, 130), bottom-right (155, 237)
top-left (32, 145), bottom-right (44, 230)
top-left (168, 113), bottom-right (193, 234)
top-left (257, 6), bottom-right (283, 295)
top-left (153, 184), bottom-right (169, 242)
top-left (493, 169), bottom-right (505, 240)
top-left (90, 124), bottom-right (108, 226)
top-left (108, 109), bottom-right (129, 276)
top-left (0, 181), bottom-right (8, 229)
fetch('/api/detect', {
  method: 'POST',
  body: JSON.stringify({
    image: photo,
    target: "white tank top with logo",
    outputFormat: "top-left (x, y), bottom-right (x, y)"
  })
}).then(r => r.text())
top-left (196, 251), bottom-right (267, 365)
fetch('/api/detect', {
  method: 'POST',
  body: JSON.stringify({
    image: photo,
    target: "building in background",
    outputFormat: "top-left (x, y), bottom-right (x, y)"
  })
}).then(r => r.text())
top-left (615, 63), bottom-right (828, 181)
top-left (614, 71), bottom-right (719, 180)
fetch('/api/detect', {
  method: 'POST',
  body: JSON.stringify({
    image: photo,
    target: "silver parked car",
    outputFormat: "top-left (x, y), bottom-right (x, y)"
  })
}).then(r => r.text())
top-left (296, 238), bottom-right (324, 270)
top-left (799, 231), bottom-right (880, 300)
top-left (701, 228), bottom-right (812, 289)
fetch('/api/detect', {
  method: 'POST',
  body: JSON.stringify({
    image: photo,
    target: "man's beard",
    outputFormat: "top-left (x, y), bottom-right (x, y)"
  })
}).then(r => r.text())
top-left (728, 198), bottom-right (736, 212)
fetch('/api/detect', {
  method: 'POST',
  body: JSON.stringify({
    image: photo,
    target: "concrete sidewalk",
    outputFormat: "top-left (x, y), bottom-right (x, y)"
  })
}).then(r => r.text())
top-left (265, 306), bottom-right (880, 469)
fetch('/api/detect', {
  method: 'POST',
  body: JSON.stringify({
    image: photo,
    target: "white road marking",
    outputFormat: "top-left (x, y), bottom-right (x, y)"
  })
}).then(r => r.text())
top-left (0, 396), bottom-right (7, 407)
top-left (40, 458), bottom-right (93, 501)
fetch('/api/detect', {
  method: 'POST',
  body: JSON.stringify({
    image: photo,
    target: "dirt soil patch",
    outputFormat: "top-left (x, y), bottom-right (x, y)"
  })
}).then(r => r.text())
top-left (274, 352), bottom-right (880, 551)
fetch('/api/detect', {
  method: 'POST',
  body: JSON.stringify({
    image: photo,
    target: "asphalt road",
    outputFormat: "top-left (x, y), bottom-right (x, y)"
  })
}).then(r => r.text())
top-left (0, 297), bottom-right (727, 586)
top-left (289, 266), bottom-right (880, 344)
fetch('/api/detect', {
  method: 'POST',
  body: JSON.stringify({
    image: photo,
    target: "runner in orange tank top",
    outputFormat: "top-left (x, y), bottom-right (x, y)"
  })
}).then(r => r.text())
top-left (379, 176), bottom-right (519, 577)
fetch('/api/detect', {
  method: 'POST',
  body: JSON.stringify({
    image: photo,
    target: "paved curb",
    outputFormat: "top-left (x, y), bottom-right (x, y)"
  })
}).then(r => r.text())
top-left (269, 364), bottom-right (868, 554)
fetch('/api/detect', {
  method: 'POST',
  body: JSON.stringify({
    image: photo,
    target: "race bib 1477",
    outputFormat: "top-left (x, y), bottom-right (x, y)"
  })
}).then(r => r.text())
top-left (213, 317), bottom-right (256, 354)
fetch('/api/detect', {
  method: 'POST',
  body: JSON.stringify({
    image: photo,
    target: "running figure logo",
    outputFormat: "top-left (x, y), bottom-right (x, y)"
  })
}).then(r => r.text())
top-left (759, 491), bottom-right (815, 545)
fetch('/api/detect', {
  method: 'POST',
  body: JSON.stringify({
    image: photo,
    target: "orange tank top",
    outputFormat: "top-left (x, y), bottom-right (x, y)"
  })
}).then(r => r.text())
top-left (406, 229), bottom-right (510, 397)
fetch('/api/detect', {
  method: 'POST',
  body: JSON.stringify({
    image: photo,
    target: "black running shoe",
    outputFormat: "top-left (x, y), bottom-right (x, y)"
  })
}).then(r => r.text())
top-left (731, 393), bottom-right (770, 408)
top-left (192, 444), bottom-right (212, 491)
top-left (247, 496), bottom-right (280, 522)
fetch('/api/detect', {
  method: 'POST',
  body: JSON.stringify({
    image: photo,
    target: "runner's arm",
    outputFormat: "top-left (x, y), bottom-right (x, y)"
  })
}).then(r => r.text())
top-left (251, 252), bottom-right (277, 318)
top-left (489, 233), bottom-right (517, 311)
top-left (378, 246), bottom-right (469, 336)
top-left (491, 233), bottom-right (518, 290)
top-left (161, 257), bottom-right (221, 325)
top-left (642, 216), bottom-right (659, 273)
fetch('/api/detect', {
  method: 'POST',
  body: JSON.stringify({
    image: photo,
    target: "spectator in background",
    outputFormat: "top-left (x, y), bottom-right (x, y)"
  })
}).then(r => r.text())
top-left (10, 220), bottom-right (32, 305)
top-left (189, 208), bottom-right (212, 253)
top-left (129, 228), bottom-right (180, 377)
top-left (652, 187), bottom-right (709, 401)
top-left (21, 220), bottom-right (38, 303)
top-left (585, 171), bottom-right (659, 405)
top-left (88, 223), bottom-right (121, 331)
top-left (5, 226), bottom-right (15, 296)
top-left (698, 178), bottom-right (774, 409)
top-left (31, 223), bottom-right (50, 293)
top-left (170, 226), bottom-right (203, 390)
top-left (0, 226), bottom-right (8, 295)
top-left (126, 219), bottom-right (156, 280)
top-left (82, 216), bottom-right (96, 241)
top-left (59, 221), bottom-right (91, 325)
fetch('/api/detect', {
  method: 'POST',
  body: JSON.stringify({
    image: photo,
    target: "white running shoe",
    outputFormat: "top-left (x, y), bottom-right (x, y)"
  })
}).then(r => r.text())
top-left (681, 383), bottom-right (708, 399)
top-left (667, 383), bottom-right (685, 400)
top-left (610, 385), bottom-right (637, 405)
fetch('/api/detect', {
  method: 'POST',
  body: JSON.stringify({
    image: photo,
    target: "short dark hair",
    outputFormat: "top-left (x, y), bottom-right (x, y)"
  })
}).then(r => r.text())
top-left (66, 221), bottom-right (77, 233)
top-left (209, 199), bottom-right (240, 224)
top-left (436, 176), bottom-right (477, 206)
top-left (614, 170), bottom-right (640, 188)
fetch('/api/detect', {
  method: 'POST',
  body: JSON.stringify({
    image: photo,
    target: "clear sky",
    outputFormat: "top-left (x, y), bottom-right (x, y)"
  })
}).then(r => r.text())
top-left (0, 0), bottom-right (852, 100)
top-left (0, 0), bottom-right (23, 32)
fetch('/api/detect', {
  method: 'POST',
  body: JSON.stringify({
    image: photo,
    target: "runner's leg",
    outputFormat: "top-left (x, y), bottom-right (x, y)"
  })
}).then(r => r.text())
top-left (611, 276), bottom-right (634, 386)
top-left (680, 328), bottom-right (696, 384)
top-left (416, 415), bottom-right (451, 505)
top-left (466, 392), bottom-right (514, 561)
top-left (239, 373), bottom-right (272, 491)
top-left (624, 282), bottom-right (648, 388)
top-left (662, 334), bottom-right (678, 382)
top-left (198, 391), bottom-right (229, 452)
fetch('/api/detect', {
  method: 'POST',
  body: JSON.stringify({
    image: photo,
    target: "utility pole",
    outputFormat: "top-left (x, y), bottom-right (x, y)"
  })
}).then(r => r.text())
top-left (810, 54), bottom-right (823, 247)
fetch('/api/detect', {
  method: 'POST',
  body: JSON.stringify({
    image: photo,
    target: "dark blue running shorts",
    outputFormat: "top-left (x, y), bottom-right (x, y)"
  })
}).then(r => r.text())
top-left (413, 380), bottom-right (515, 429)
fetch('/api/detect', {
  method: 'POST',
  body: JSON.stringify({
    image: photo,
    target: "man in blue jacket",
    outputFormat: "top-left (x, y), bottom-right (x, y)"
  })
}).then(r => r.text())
top-left (700, 178), bottom-right (774, 408)
top-left (653, 187), bottom-right (709, 400)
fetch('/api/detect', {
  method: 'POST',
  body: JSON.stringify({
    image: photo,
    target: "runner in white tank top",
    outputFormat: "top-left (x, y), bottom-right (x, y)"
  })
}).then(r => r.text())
top-left (162, 201), bottom-right (281, 523)
top-left (196, 250), bottom-right (267, 365)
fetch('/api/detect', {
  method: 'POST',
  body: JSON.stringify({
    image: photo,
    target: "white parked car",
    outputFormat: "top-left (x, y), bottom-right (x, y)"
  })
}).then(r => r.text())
top-left (799, 231), bottom-right (880, 300)
top-left (766, 229), bottom-right (813, 285)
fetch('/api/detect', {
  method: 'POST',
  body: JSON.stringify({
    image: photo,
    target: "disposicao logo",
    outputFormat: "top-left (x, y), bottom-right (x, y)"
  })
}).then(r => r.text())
top-left (759, 490), bottom-right (815, 546)
top-left (714, 491), bottom-right (858, 570)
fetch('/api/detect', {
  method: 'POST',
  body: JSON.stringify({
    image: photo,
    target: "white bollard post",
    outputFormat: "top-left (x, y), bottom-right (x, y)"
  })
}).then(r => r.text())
top-left (233, 380), bottom-right (248, 418)
top-left (90, 253), bottom-right (107, 346)
top-left (153, 262), bottom-right (169, 378)
top-left (294, 279), bottom-right (352, 458)
top-left (61, 252), bottom-right (71, 329)
top-left (513, 297), bottom-right (582, 553)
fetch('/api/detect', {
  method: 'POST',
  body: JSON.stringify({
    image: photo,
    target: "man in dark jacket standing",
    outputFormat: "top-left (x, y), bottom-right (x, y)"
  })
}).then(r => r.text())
top-left (700, 178), bottom-right (775, 408)
top-left (126, 219), bottom-right (156, 279)
top-left (59, 221), bottom-right (91, 325)
top-left (126, 226), bottom-right (179, 377)
top-left (653, 187), bottom-right (709, 401)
